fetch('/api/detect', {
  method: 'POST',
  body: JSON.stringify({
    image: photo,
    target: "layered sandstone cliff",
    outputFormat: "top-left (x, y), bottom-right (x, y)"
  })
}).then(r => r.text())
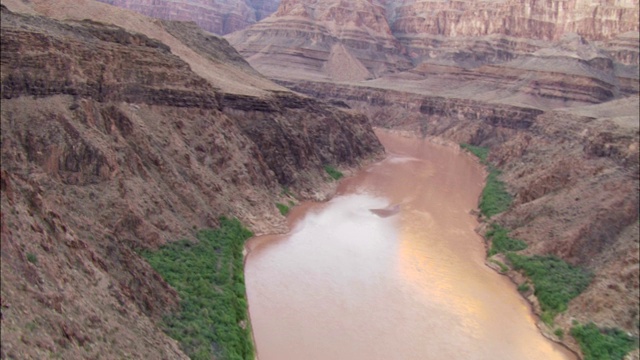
top-left (384, 0), bottom-right (639, 45)
top-left (226, 0), bottom-right (414, 81)
top-left (96, 0), bottom-right (280, 35)
top-left (0, 1), bottom-right (382, 358)
top-left (227, 0), bottom-right (638, 111)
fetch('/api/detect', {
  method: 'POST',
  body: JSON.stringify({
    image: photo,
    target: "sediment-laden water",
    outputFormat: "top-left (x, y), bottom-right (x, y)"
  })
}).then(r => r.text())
top-left (245, 131), bottom-right (576, 360)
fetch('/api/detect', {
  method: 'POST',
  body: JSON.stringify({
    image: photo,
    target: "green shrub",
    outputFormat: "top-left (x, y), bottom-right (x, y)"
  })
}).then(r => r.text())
top-left (571, 323), bottom-right (637, 360)
top-left (554, 328), bottom-right (564, 339)
top-left (460, 143), bottom-right (510, 218)
top-left (507, 253), bottom-right (593, 321)
top-left (460, 143), bottom-right (489, 163)
top-left (517, 282), bottom-right (530, 293)
top-left (324, 165), bottom-right (343, 180)
top-left (26, 253), bottom-right (38, 264)
top-left (143, 217), bottom-right (254, 360)
top-left (489, 259), bottom-right (509, 273)
top-left (541, 311), bottom-right (556, 326)
top-left (479, 168), bottom-right (512, 218)
top-left (485, 224), bottom-right (527, 256)
top-left (276, 202), bottom-right (290, 216)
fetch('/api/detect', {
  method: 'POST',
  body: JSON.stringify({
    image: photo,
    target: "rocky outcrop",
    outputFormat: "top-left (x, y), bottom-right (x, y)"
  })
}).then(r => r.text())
top-left (96, 0), bottom-right (281, 35)
top-left (386, 0), bottom-right (639, 42)
top-left (227, 0), bottom-right (637, 110)
top-left (280, 80), bottom-right (543, 140)
top-left (226, 0), bottom-right (413, 81)
top-left (0, 3), bottom-right (382, 359)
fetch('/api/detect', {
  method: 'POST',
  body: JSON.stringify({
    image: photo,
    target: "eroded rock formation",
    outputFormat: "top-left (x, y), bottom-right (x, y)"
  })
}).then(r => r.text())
top-left (96, 0), bottom-right (281, 34)
top-left (0, 2), bottom-right (382, 358)
top-left (227, 0), bottom-right (638, 113)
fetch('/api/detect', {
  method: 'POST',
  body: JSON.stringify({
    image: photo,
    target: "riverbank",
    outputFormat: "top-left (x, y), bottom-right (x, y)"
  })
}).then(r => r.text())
top-left (143, 218), bottom-right (254, 360)
top-left (461, 142), bottom-right (639, 360)
top-left (243, 130), bottom-right (576, 360)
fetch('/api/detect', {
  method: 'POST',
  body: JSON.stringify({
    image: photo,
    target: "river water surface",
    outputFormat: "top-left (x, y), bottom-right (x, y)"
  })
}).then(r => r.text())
top-left (245, 131), bottom-right (576, 360)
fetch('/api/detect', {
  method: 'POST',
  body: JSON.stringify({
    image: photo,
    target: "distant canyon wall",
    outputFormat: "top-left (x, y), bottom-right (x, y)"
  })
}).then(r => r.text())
top-left (227, 0), bottom-right (638, 89)
top-left (385, 0), bottom-right (639, 41)
top-left (96, 0), bottom-right (280, 34)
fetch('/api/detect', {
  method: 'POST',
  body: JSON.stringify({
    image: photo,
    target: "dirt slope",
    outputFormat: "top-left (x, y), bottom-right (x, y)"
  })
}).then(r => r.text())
top-left (0, 2), bottom-right (383, 358)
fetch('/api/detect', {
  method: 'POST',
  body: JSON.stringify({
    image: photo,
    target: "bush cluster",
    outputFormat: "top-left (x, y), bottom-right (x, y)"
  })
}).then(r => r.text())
top-left (324, 165), bottom-right (344, 180)
top-left (485, 224), bottom-right (527, 256)
top-left (507, 253), bottom-right (593, 322)
top-left (143, 217), bottom-right (254, 360)
top-left (276, 202), bottom-right (290, 216)
top-left (459, 144), bottom-right (511, 217)
top-left (479, 169), bottom-right (512, 218)
top-left (571, 323), bottom-right (637, 360)
top-left (460, 143), bottom-right (489, 164)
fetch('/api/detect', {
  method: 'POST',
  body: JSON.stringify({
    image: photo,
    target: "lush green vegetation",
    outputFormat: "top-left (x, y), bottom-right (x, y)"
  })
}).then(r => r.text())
top-left (480, 169), bottom-right (512, 218)
top-left (489, 258), bottom-right (509, 273)
top-left (143, 217), bottom-right (254, 360)
top-left (460, 143), bottom-right (489, 164)
top-left (507, 253), bottom-right (593, 322)
top-left (459, 143), bottom-right (511, 217)
top-left (324, 165), bottom-right (344, 181)
top-left (276, 202), bottom-right (290, 216)
top-left (571, 323), bottom-right (637, 360)
top-left (485, 224), bottom-right (528, 256)
top-left (517, 282), bottom-right (531, 293)
top-left (554, 328), bottom-right (564, 340)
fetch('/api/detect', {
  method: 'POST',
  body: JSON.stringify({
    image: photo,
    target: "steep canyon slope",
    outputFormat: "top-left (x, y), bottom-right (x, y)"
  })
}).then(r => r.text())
top-left (0, 1), bottom-right (383, 358)
top-left (225, 0), bottom-right (640, 356)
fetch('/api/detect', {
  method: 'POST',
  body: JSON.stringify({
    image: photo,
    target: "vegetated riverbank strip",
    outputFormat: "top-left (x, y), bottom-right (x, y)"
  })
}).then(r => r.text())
top-left (142, 217), bottom-right (254, 360)
top-left (139, 162), bottom-right (348, 360)
top-left (461, 143), bottom-right (638, 360)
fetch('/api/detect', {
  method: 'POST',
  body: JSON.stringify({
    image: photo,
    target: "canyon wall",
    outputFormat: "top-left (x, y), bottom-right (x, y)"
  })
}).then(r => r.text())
top-left (386, 0), bottom-right (639, 42)
top-left (0, 2), bottom-right (382, 358)
top-left (96, 0), bottom-right (280, 34)
top-left (227, 0), bottom-right (638, 89)
top-left (227, 0), bottom-right (414, 81)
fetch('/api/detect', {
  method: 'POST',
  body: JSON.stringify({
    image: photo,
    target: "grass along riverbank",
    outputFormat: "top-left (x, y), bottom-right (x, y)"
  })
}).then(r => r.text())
top-left (570, 322), bottom-right (638, 360)
top-left (460, 143), bottom-right (511, 218)
top-left (142, 217), bottom-right (254, 360)
top-left (507, 253), bottom-right (593, 325)
top-left (460, 143), bottom-right (638, 359)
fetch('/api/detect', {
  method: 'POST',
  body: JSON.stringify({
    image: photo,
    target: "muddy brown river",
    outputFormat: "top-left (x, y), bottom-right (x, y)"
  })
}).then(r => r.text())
top-left (245, 131), bottom-right (576, 360)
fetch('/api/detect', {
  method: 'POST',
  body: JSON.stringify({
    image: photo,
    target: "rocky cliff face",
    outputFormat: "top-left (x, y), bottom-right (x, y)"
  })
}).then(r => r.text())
top-left (0, 2), bottom-right (382, 358)
top-left (227, 0), bottom-right (638, 91)
top-left (96, 0), bottom-right (280, 35)
top-left (226, 0), bottom-right (414, 82)
top-left (386, 0), bottom-right (639, 42)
